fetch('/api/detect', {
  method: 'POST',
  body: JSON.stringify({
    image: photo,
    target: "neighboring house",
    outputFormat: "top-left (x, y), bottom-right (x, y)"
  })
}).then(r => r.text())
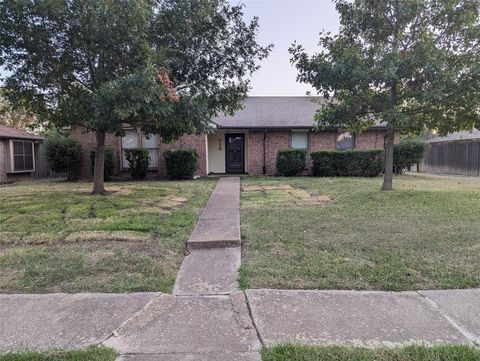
top-left (420, 129), bottom-right (480, 176)
top-left (71, 96), bottom-right (390, 179)
top-left (0, 125), bottom-right (44, 183)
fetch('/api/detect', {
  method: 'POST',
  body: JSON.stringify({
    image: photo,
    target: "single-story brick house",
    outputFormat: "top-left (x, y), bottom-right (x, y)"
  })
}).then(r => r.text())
top-left (0, 125), bottom-right (44, 183)
top-left (71, 96), bottom-right (390, 179)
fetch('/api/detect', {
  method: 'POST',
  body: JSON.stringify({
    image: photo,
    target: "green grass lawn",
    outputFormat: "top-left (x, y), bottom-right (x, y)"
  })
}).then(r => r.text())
top-left (261, 344), bottom-right (480, 361)
top-left (240, 174), bottom-right (480, 291)
top-left (0, 179), bottom-right (216, 293)
top-left (0, 346), bottom-right (115, 361)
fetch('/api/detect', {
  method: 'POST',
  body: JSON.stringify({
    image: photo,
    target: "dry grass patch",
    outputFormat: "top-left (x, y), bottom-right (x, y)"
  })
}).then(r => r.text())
top-left (0, 179), bottom-right (216, 293)
top-left (240, 174), bottom-right (480, 291)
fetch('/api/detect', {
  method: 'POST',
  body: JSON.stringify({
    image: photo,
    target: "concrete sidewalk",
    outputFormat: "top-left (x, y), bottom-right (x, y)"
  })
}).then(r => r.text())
top-left (174, 177), bottom-right (242, 296)
top-left (1, 289), bottom-right (480, 358)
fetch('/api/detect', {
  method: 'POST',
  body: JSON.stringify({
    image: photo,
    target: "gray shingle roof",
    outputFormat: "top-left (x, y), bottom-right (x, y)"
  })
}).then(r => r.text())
top-left (212, 96), bottom-right (326, 129)
top-left (212, 96), bottom-right (387, 129)
top-left (427, 129), bottom-right (480, 143)
top-left (0, 125), bottom-right (44, 140)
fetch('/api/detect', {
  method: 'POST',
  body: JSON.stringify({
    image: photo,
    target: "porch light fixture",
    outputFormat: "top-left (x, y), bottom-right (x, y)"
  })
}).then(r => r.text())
top-left (218, 138), bottom-right (222, 150)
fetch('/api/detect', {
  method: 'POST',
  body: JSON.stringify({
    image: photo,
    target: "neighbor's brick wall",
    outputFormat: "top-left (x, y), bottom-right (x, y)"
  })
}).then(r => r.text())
top-left (158, 133), bottom-right (207, 177)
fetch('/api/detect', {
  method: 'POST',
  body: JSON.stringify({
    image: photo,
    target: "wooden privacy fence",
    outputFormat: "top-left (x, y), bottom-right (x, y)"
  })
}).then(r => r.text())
top-left (34, 141), bottom-right (67, 179)
top-left (420, 139), bottom-right (480, 176)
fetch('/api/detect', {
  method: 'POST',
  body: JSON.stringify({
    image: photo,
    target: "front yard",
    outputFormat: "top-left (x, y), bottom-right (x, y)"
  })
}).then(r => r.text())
top-left (240, 174), bottom-right (480, 291)
top-left (0, 179), bottom-right (216, 293)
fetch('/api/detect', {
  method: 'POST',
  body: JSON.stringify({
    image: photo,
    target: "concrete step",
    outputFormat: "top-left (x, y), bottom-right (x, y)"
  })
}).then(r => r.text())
top-left (187, 218), bottom-right (240, 249)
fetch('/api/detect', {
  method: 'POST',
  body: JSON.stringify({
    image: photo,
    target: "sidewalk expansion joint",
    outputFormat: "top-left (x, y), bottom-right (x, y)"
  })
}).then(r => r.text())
top-left (99, 293), bottom-right (163, 345)
top-left (243, 290), bottom-right (265, 348)
top-left (416, 291), bottom-right (480, 346)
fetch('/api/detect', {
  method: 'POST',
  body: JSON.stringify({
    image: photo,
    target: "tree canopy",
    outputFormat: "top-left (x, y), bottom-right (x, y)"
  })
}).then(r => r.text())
top-left (0, 0), bottom-right (271, 193)
top-left (290, 0), bottom-right (480, 190)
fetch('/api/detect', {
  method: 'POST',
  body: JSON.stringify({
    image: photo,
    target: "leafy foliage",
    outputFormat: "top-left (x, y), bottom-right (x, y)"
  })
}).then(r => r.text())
top-left (90, 148), bottom-right (115, 181)
top-left (45, 137), bottom-right (82, 180)
top-left (276, 149), bottom-right (307, 176)
top-left (124, 148), bottom-right (150, 180)
top-left (394, 138), bottom-right (429, 174)
top-left (0, 0), bottom-right (271, 193)
top-left (164, 148), bottom-right (199, 180)
top-left (311, 150), bottom-right (384, 177)
top-left (290, 0), bottom-right (480, 189)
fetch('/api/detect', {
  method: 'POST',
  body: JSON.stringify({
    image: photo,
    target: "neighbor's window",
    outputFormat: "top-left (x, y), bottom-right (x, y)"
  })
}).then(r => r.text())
top-left (121, 130), bottom-right (159, 169)
top-left (336, 132), bottom-right (355, 150)
top-left (11, 140), bottom-right (34, 172)
top-left (291, 131), bottom-right (308, 149)
top-left (141, 133), bottom-right (159, 168)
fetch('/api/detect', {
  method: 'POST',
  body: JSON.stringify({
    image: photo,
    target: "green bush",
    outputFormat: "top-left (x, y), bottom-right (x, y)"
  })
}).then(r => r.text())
top-left (90, 147), bottom-right (115, 181)
top-left (124, 148), bottom-right (150, 180)
top-left (164, 148), bottom-right (199, 179)
top-left (393, 138), bottom-right (429, 174)
top-left (276, 149), bottom-right (307, 176)
top-left (311, 150), bottom-right (384, 177)
top-left (45, 137), bottom-right (82, 180)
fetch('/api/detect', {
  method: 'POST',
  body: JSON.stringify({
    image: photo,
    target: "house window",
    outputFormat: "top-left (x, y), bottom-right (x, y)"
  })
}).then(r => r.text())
top-left (121, 130), bottom-right (138, 168)
top-left (292, 131), bottom-right (308, 149)
top-left (141, 133), bottom-right (159, 168)
top-left (336, 132), bottom-right (355, 150)
top-left (11, 140), bottom-right (34, 172)
top-left (121, 130), bottom-right (159, 169)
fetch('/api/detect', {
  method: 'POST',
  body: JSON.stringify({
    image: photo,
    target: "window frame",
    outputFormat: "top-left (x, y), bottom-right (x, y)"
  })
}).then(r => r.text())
top-left (291, 130), bottom-right (309, 149)
top-left (9, 140), bottom-right (35, 173)
top-left (336, 131), bottom-right (356, 151)
top-left (121, 129), bottom-right (159, 170)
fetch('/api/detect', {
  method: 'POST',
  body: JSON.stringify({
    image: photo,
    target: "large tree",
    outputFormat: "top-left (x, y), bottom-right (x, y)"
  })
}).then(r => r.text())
top-left (290, 0), bottom-right (480, 190)
top-left (0, 0), bottom-right (271, 194)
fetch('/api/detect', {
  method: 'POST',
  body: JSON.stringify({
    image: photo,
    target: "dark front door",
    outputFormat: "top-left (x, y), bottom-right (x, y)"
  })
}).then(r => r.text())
top-left (225, 134), bottom-right (245, 173)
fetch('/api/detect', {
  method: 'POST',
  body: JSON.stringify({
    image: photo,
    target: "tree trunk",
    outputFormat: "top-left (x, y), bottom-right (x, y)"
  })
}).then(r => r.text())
top-left (382, 125), bottom-right (394, 191)
top-left (92, 130), bottom-right (107, 195)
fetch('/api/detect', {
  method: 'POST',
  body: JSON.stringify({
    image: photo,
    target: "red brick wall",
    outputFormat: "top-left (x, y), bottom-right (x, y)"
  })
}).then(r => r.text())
top-left (159, 133), bottom-right (207, 177)
top-left (69, 127), bottom-right (121, 180)
top-left (356, 129), bottom-right (384, 149)
top-left (70, 126), bottom-right (207, 179)
top-left (247, 130), bottom-right (265, 175)
top-left (264, 130), bottom-right (290, 175)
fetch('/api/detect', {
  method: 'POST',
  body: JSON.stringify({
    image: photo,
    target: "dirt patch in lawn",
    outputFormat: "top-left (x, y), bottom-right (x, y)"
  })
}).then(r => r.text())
top-left (242, 184), bottom-right (332, 208)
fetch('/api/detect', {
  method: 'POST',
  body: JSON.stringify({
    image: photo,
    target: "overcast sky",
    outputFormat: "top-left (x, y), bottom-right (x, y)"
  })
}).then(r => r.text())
top-left (235, 0), bottom-right (340, 96)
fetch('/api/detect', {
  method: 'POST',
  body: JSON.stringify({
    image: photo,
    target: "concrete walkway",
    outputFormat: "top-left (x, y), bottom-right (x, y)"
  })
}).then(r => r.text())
top-left (174, 177), bottom-right (241, 296)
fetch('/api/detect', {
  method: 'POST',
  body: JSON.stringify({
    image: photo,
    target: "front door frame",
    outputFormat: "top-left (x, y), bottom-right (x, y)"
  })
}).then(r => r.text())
top-left (225, 133), bottom-right (245, 174)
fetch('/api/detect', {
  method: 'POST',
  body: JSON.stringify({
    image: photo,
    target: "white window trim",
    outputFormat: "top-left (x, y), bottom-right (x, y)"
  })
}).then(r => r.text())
top-left (9, 139), bottom-right (35, 173)
top-left (121, 130), bottom-right (159, 170)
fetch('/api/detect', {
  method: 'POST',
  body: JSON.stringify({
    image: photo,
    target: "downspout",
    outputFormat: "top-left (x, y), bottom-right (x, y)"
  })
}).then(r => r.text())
top-left (263, 129), bottom-right (267, 175)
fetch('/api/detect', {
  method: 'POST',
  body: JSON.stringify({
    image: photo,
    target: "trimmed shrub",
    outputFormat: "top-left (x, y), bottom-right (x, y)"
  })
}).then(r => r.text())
top-left (311, 150), bottom-right (384, 177)
top-left (393, 138), bottom-right (429, 174)
top-left (164, 148), bottom-right (199, 179)
top-left (45, 137), bottom-right (82, 180)
top-left (276, 149), bottom-right (307, 176)
top-left (124, 148), bottom-right (150, 180)
top-left (90, 147), bottom-right (115, 181)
